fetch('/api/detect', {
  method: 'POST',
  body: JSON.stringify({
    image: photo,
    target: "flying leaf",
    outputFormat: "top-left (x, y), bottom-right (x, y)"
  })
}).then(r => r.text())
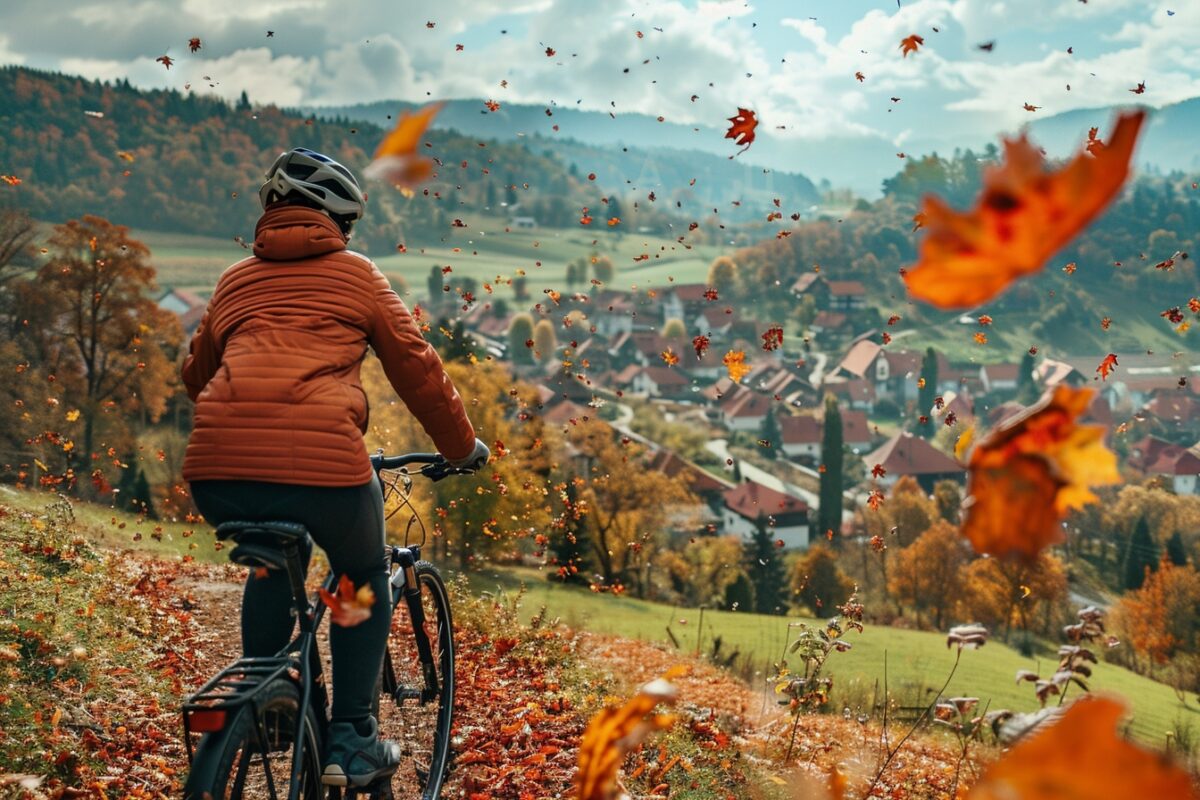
top-left (855, 71), bottom-right (866, 82)
top-left (900, 35), bottom-right (924, 56)
top-left (960, 386), bottom-right (1120, 562)
top-left (661, 349), bottom-right (679, 366)
top-left (156, 55), bottom-right (174, 70)
top-left (968, 696), bottom-right (1196, 800)
top-left (761, 326), bottom-right (783, 351)
top-left (188, 37), bottom-right (202, 53)
top-left (725, 108), bottom-right (758, 153)
top-left (318, 575), bottom-right (375, 627)
top-left (576, 677), bottom-right (677, 800)
top-left (903, 111), bottom-right (1145, 310)
top-left (1096, 353), bottom-right (1118, 381)
top-left (692, 334), bottom-right (710, 359)
top-left (723, 350), bottom-right (751, 382)
top-left (363, 102), bottom-right (443, 189)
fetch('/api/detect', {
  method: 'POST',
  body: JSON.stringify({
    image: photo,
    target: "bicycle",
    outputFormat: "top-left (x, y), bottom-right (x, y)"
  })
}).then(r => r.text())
top-left (181, 452), bottom-right (474, 800)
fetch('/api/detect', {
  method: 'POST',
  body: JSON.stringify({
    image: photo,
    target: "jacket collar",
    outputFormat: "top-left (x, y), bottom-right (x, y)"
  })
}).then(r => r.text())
top-left (253, 204), bottom-right (348, 261)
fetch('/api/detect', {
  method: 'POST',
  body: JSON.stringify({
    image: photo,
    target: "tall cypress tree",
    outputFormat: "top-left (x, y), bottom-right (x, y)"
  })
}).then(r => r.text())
top-left (759, 407), bottom-right (782, 460)
top-left (1123, 516), bottom-right (1159, 590)
top-left (551, 481), bottom-right (590, 584)
top-left (917, 347), bottom-right (939, 438)
top-left (1166, 530), bottom-right (1188, 567)
top-left (426, 264), bottom-right (444, 303)
top-left (744, 513), bottom-right (786, 615)
top-left (1016, 349), bottom-right (1038, 403)
top-left (818, 395), bottom-right (844, 540)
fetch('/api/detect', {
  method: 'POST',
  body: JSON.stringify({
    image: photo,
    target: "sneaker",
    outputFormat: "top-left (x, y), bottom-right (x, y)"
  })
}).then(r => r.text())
top-left (321, 717), bottom-right (400, 788)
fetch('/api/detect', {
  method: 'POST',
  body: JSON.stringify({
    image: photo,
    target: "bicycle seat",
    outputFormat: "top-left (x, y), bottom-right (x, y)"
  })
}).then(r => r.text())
top-left (215, 521), bottom-right (311, 572)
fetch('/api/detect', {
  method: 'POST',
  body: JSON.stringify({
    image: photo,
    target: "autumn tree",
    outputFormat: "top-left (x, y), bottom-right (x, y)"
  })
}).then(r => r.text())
top-left (0, 207), bottom-right (36, 328)
top-left (1016, 349), bottom-right (1039, 404)
top-left (568, 424), bottom-right (695, 595)
top-left (818, 395), bottom-right (844, 540)
top-left (960, 553), bottom-right (1069, 640)
top-left (549, 478), bottom-right (591, 584)
top-left (532, 318), bottom-right (558, 363)
top-left (24, 216), bottom-right (181, 493)
top-left (860, 475), bottom-right (937, 548)
top-left (932, 478), bottom-right (962, 523)
top-left (1123, 516), bottom-right (1159, 591)
top-left (508, 313), bottom-right (535, 365)
top-left (591, 254), bottom-right (615, 285)
top-left (917, 347), bottom-right (938, 438)
top-left (661, 318), bottom-right (686, 339)
top-left (658, 535), bottom-right (745, 607)
top-left (789, 543), bottom-right (854, 616)
top-left (888, 520), bottom-right (968, 629)
top-left (744, 514), bottom-right (788, 615)
top-left (1113, 560), bottom-right (1200, 670)
top-left (707, 256), bottom-right (738, 294)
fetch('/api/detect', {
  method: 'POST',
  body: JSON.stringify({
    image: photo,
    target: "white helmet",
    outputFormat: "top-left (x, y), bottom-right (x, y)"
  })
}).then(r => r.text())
top-left (259, 148), bottom-right (366, 226)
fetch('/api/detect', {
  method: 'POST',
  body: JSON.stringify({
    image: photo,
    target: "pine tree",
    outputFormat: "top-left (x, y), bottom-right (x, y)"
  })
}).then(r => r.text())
top-left (1016, 349), bottom-right (1039, 403)
top-left (550, 481), bottom-right (590, 584)
top-left (759, 407), bottom-right (782, 459)
top-left (818, 395), bottom-right (844, 540)
top-left (426, 264), bottom-right (444, 303)
top-left (1166, 530), bottom-right (1188, 567)
top-left (723, 572), bottom-right (755, 612)
top-left (1123, 516), bottom-right (1159, 590)
top-left (744, 513), bottom-right (786, 615)
top-left (917, 347), bottom-right (939, 438)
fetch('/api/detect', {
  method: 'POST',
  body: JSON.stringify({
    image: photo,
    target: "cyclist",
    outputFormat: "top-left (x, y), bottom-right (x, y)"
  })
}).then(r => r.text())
top-left (180, 147), bottom-right (489, 788)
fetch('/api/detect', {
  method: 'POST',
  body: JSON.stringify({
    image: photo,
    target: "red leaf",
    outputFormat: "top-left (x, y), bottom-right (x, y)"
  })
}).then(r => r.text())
top-left (900, 35), bottom-right (924, 57)
top-left (725, 108), bottom-right (758, 151)
top-left (1096, 353), bottom-right (1118, 381)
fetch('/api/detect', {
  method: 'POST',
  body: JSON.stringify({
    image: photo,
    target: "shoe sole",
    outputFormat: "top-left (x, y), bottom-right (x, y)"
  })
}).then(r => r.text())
top-left (321, 765), bottom-right (398, 788)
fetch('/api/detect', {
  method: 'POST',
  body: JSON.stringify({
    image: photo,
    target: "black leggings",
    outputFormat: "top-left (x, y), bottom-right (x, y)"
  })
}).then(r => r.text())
top-left (189, 479), bottom-right (391, 723)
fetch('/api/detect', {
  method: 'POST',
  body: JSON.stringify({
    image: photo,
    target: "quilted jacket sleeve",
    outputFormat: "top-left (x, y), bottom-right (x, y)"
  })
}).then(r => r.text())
top-left (366, 263), bottom-right (476, 461)
top-left (181, 302), bottom-right (221, 402)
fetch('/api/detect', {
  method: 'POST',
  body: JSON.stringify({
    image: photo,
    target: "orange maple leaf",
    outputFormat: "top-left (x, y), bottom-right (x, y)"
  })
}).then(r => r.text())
top-left (1096, 353), bottom-right (1118, 380)
top-left (692, 335), bottom-right (710, 359)
top-left (318, 575), bottom-right (375, 627)
top-left (661, 349), bottom-right (679, 367)
top-left (899, 35), bottom-right (924, 57)
top-left (576, 676), bottom-right (677, 800)
top-left (855, 71), bottom-right (866, 82)
top-left (156, 55), bottom-right (174, 70)
top-left (960, 386), bottom-right (1120, 562)
top-left (904, 111), bottom-right (1145, 309)
top-left (968, 696), bottom-right (1196, 800)
top-left (725, 108), bottom-right (758, 152)
top-left (188, 37), bottom-right (202, 53)
top-left (722, 350), bottom-right (751, 382)
top-left (1023, 102), bottom-right (1041, 112)
top-left (362, 102), bottom-right (443, 189)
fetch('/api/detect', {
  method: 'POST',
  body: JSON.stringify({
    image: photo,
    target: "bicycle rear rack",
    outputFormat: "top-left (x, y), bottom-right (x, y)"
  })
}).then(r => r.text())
top-left (181, 655), bottom-right (299, 762)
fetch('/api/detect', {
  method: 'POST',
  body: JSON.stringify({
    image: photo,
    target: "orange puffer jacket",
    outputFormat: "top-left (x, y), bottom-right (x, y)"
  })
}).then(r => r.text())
top-left (181, 205), bottom-right (476, 486)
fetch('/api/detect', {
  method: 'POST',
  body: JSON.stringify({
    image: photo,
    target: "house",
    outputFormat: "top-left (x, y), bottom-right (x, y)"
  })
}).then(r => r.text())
top-left (543, 400), bottom-right (597, 427)
top-left (790, 273), bottom-right (830, 307)
top-left (821, 376), bottom-right (877, 411)
top-left (979, 363), bottom-right (1022, 395)
top-left (719, 387), bottom-right (773, 432)
top-left (158, 287), bottom-right (208, 335)
top-left (659, 283), bottom-right (713, 325)
top-left (810, 311), bottom-right (849, 337)
top-left (831, 340), bottom-right (950, 406)
top-left (826, 281), bottom-right (867, 312)
top-left (722, 480), bottom-right (810, 550)
top-left (842, 410), bottom-right (874, 452)
top-left (864, 432), bottom-right (965, 492)
top-left (646, 448), bottom-right (733, 512)
top-left (1142, 394), bottom-right (1200, 440)
top-left (1035, 358), bottom-right (1087, 388)
top-left (1129, 435), bottom-right (1179, 472)
top-left (780, 415), bottom-right (823, 462)
top-left (630, 366), bottom-right (693, 400)
top-left (1144, 444), bottom-right (1200, 495)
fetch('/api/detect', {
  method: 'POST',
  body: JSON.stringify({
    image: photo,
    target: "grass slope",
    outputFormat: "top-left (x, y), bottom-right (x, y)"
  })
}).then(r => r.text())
top-left (469, 565), bottom-right (1199, 747)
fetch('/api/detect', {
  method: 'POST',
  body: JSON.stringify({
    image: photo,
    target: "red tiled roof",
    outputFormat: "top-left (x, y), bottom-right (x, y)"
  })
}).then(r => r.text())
top-left (822, 377), bottom-right (876, 404)
top-left (780, 415), bottom-right (822, 445)
top-left (612, 364), bottom-right (642, 385)
top-left (544, 400), bottom-right (593, 425)
top-left (842, 410), bottom-right (872, 444)
top-left (721, 388), bottom-right (772, 418)
top-left (837, 339), bottom-right (882, 379)
top-left (165, 288), bottom-right (207, 308)
top-left (982, 363), bottom-right (1021, 381)
top-left (1146, 446), bottom-right (1200, 476)
top-left (827, 280), bottom-right (866, 296)
top-left (866, 432), bottom-right (963, 476)
top-left (647, 449), bottom-right (732, 494)
top-left (1145, 394), bottom-right (1198, 423)
top-left (698, 307), bottom-right (736, 329)
top-left (1129, 435), bottom-right (1178, 471)
top-left (812, 311), bottom-right (847, 329)
top-left (667, 283), bottom-right (712, 302)
top-left (639, 366), bottom-right (691, 387)
top-left (724, 481), bottom-right (809, 518)
top-left (180, 305), bottom-right (206, 333)
top-left (790, 273), bottom-right (824, 294)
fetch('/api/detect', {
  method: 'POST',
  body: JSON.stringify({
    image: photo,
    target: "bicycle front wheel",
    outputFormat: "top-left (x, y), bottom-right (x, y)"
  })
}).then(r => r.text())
top-left (379, 561), bottom-right (455, 800)
top-left (183, 678), bottom-right (324, 800)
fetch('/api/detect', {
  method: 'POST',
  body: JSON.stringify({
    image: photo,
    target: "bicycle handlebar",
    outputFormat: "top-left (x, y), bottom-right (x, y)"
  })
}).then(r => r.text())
top-left (370, 451), bottom-right (481, 482)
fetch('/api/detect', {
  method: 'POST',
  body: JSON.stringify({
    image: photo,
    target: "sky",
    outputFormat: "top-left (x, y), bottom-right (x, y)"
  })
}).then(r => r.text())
top-left (1, 0), bottom-right (1195, 160)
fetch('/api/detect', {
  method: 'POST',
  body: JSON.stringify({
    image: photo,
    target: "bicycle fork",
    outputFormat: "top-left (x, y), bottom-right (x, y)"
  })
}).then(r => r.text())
top-left (389, 547), bottom-right (440, 703)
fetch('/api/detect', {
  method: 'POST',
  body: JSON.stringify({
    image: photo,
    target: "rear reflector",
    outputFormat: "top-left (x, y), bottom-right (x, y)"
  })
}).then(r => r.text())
top-left (187, 708), bottom-right (227, 732)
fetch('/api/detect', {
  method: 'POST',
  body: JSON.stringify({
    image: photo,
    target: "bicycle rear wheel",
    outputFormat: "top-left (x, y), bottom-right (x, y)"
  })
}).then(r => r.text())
top-left (183, 678), bottom-right (323, 800)
top-left (378, 561), bottom-right (455, 800)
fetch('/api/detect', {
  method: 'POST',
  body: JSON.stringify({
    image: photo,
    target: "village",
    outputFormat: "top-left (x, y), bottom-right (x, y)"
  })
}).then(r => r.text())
top-left (159, 267), bottom-right (1200, 552)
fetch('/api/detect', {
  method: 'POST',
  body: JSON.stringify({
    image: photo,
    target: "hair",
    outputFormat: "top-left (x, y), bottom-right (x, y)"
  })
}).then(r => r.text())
top-left (267, 190), bottom-right (355, 237)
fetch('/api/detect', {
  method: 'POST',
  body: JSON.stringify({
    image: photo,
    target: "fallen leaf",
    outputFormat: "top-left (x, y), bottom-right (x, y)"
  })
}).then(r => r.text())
top-left (903, 111), bottom-right (1145, 309)
top-left (318, 575), bottom-right (375, 627)
top-left (900, 35), bottom-right (924, 56)
top-left (968, 696), bottom-right (1196, 800)
top-left (576, 677), bottom-right (677, 800)
top-left (960, 386), bottom-right (1120, 561)
top-left (362, 102), bottom-right (443, 189)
